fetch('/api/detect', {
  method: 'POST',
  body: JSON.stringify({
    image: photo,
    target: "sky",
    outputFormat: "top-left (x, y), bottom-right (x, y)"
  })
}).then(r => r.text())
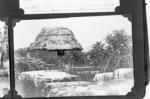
top-left (11, 0), bottom-right (130, 51)
top-left (2, 0), bottom-right (150, 52)
top-left (20, 0), bottom-right (119, 14)
top-left (13, 15), bottom-right (131, 51)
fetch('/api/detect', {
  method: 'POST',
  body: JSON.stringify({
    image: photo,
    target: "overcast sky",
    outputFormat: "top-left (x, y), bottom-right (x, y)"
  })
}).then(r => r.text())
top-left (1, 0), bottom-right (150, 52)
top-left (13, 15), bottom-right (131, 51)
top-left (12, 0), bottom-right (131, 51)
top-left (20, 0), bottom-right (119, 14)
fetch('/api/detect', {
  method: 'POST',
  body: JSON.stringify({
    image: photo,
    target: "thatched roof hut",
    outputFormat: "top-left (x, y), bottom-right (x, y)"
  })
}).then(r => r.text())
top-left (29, 27), bottom-right (83, 52)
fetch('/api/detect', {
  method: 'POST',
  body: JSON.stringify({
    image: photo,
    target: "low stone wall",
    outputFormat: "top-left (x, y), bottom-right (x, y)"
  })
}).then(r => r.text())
top-left (17, 70), bottom-right (80, 97)
top-left (93, 68), bottom-right (133, 82)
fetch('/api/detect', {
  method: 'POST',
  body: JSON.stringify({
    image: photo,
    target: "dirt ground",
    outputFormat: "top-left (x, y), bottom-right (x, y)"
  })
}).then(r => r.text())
top-left (1, 76), bottom-right (150, 98)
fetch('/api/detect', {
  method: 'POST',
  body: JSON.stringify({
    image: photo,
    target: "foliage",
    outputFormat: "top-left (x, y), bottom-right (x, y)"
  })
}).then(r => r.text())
top-left (14, 29), bottom-right (133, 73)
top-left (88, 42), bottom-right (108, 66)
top-left (87, 29), bottom-right (132, 71)
top-left (0, 25), bottom-right (9, 68)
top-left (104, 30), bottom-right (132, 69)
top-left (15, 48), bottom-right (29, 58)
top-left (105, 30), bottom-right (132, 56)
top-left (62, 51), bottom-right (86, 66)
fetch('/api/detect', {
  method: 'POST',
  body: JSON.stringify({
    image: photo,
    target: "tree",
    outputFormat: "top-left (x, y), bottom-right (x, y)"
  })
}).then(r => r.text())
top-left (15, 48), bottom-right (29, 57)
top-left (87, 29), bottom-right (132, 72)
top-left (104, 30), bottom-right (132, 70)
top-left (0, 25), bottom-right (9, 68)
top-left (62, 50), bottom-right (85, 66)
top-left (105, 30), bottom-right (132, 56)
top-left (89, 42), bottom-right (109, 67)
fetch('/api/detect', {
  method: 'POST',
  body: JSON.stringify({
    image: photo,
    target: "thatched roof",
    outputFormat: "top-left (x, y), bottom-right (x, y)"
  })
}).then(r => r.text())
top-left (29, 27), bottom-right (83, 51)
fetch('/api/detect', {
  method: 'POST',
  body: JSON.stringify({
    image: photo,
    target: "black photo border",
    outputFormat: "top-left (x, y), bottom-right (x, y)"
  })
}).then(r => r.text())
top-left (0, 0), bottom-right (149, 99)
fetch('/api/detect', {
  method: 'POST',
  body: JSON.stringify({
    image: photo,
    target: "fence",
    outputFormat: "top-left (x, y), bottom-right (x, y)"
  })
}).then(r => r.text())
top-left (63, 65), bottom-right (114, 81)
